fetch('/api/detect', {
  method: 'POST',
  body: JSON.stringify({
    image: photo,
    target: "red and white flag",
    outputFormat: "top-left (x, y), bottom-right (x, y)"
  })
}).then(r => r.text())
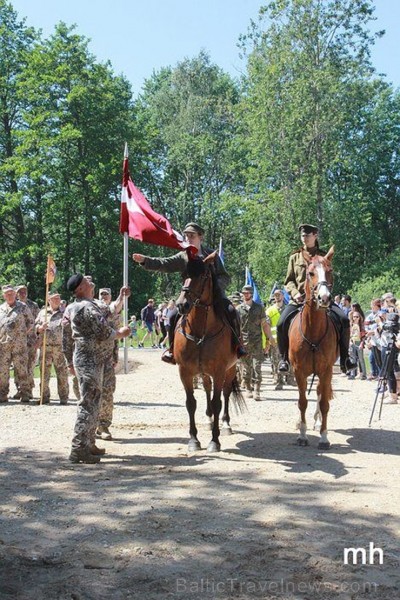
top-left (119, 154), bottom-right (196, 255)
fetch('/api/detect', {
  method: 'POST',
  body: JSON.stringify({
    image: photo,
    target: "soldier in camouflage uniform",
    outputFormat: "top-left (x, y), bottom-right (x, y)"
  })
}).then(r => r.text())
top-left (237, 285), bottom-right (271, 401)
top-left (36, 292), bottom-right (69, 404)
top-left (96, 285), bottom-right (131, 440)
top-left (62, 274), bottom-right (130, 464)
top-left (0, 284), bottom-right (34, 403)
top-left (15, 284), bottom-right (39, 398)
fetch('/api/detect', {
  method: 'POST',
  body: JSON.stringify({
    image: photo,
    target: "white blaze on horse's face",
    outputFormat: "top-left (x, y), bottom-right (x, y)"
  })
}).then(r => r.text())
top-left (315, 263), bottom-right (331, 308)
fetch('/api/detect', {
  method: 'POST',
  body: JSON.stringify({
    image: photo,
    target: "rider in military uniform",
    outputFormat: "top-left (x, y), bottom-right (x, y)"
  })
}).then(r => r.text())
top-left (132, 222), bottom-right (244, 363)
top-left (277, 224), bottom-right (355, 374)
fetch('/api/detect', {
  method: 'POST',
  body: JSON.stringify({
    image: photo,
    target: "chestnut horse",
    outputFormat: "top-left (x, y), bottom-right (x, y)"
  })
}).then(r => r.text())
top-left (288, 246), bottom-right (339, 449)
top-left (174, 252), bottom-right (245, 453)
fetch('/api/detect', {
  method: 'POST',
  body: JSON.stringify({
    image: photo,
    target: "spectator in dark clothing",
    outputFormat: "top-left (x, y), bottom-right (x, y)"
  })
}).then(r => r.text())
top-left (140, 299), bottom-right (157, 347)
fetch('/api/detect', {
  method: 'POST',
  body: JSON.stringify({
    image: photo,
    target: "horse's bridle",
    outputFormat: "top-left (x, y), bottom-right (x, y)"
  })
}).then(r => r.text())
top-left (181, 270), bottom-right (212, 309)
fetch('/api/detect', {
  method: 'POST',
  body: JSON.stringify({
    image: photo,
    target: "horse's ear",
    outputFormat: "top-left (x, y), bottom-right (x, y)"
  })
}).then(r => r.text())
top-left (325, 245), bottom-right (335, 261)
top-left (204, 250), bottom-right (218, 265)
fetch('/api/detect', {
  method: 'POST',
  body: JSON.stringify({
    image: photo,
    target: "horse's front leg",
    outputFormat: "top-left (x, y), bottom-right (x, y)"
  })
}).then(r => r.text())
top-left (180, 367), bottom-right (201, 452)
top-left (295, 372), bottom-right (309, 446)
top-left (317, 378), bottom-right (331, 450)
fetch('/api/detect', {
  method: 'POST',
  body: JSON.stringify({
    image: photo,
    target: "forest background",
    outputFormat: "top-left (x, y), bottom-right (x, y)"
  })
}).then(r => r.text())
top-left (1, 0), bottom-right (400, 313)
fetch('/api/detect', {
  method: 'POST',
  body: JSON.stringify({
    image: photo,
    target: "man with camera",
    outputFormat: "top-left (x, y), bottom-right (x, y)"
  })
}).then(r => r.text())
top-left (379, 312), bottom-right (400, 404)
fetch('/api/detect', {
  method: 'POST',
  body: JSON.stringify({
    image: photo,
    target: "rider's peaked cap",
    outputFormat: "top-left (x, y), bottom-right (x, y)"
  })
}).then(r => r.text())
top-left (299, 224), bottom-right (319, 235)
top-left (242, 285), bottom-right (254, 294)
top-left (67, 273), bottom-right (84, 292)
top-left (183, 222), bottom-right (205, 235)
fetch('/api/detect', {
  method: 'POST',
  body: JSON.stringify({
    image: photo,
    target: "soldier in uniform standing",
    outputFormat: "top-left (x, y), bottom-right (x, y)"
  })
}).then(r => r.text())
top-left (0, 284), bottom-right (34, 403)
top-left (237, 285), bottom-right (272, 401)
top-left (62, 274), bottom-right (130, 464)
top-left (15, 284), bottom-right (39, 398)
top-left (36, 291), bottom-right (69, 404)
top-left (277, 224), bottom-right (355, 374)
top-left (96, 285), bottom-right (131, 440)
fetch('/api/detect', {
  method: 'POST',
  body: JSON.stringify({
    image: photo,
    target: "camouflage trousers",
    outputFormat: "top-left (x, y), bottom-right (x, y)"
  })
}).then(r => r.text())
top-left (0, 342), bottom-right (30, 401)
top-left (269, 343), bottom-right (284, 385)
top-left (241, 345), bottom-right (264, 387)
top-left (98, 360), bottom-right (116, 428)
top-left (39, 344), bottom-right (69, 402)
top-left (14, 343), bottom-right (37, 394)
top-left (71, 361), bottom-right (104, 450)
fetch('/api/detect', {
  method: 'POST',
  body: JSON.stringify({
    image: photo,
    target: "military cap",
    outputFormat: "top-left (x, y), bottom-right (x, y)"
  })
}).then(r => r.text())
top-left (2, 284), bottom-right (15, 292)
top-left (49, 291), bottom-right (61, 298)
top-left (183, 222), bottom-right (205, 235)
top-left (16, 284), bottom-right (27, 292)
top-left (99, 288), bottom-right (111, 296)
top-left (242, 285), bottom-right (254, 294)
top-left (66, 273), bottom-right (84, 292)
top-left (299, 224), bottom-right (319, 235)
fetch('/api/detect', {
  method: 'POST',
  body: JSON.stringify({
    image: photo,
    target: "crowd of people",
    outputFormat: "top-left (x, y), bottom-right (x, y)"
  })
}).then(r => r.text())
top-left (2, 221), bottom-right (399, 465)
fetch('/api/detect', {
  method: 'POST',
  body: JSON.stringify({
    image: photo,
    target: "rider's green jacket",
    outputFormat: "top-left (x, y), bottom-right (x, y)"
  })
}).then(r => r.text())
top-left (284, 247), bottom-right (326, 303)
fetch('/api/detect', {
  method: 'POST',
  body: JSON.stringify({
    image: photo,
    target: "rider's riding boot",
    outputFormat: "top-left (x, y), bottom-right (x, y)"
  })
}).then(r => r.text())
top-left (161, 346), bottom-right (176, 364)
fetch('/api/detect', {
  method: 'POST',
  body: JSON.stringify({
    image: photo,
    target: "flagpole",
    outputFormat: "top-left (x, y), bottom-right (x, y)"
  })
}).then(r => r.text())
top-left (123, 143), bottom-right (129, 374)
top-left (40, 255), bottom-right (51, 405)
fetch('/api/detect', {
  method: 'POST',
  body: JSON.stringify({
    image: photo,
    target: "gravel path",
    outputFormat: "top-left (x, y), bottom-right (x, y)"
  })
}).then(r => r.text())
top-left (0, 348), bottom-right (399, 599)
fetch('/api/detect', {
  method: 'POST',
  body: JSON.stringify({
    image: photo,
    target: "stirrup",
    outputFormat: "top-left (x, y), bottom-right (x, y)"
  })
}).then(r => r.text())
top-left (341, 357), bottom-right (357, 374)
top-left (278, 359), bottom-right (290, 373)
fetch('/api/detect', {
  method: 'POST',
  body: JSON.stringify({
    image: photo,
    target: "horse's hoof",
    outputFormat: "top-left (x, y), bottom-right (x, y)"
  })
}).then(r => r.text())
top-left (220, 426), bottom-right (233, 436)
top-left (297, 438), bottom-right (309, 447)
top-left (207, 441), bottom-right (221, 453)
top-left (188, 440), bottom-right (201, 452)
top-left (318, 441), bottom-right (330, 450)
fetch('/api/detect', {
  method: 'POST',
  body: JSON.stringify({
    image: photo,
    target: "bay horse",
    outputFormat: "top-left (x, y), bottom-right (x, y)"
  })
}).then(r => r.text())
top-left (174, 252), bottom-right (245, 453)
top-left (288, 246), bottom-right (339, 449)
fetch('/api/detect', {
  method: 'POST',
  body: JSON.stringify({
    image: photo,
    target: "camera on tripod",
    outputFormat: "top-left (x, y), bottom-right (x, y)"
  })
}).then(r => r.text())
top-left (381, 313), bottom-right (400, 339)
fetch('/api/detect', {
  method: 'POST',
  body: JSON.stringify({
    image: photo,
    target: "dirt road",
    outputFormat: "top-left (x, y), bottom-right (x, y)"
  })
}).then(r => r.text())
top-left (0, 349), bottom-right (399, 599)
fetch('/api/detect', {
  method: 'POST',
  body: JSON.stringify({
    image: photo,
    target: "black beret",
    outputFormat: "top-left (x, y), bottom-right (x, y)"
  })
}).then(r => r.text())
top-left (67, 273), bottom-right (84, 292)
top-left (299, 223), bottom-right (319, 235)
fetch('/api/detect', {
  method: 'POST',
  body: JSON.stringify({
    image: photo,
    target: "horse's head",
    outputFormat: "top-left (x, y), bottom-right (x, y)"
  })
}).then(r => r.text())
top-left (176, 251), bottom-right (217, 315)
top-left (305, 246), bottom-right (334, 309)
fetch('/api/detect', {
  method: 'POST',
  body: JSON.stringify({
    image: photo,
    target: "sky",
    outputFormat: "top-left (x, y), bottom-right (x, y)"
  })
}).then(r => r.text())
top-left (9, 0), bottom-right (400, 94)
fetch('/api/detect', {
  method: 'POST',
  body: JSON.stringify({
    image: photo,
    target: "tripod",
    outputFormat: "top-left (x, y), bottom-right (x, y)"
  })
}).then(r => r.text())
top-left (369, 337), bottom-right (398, 426)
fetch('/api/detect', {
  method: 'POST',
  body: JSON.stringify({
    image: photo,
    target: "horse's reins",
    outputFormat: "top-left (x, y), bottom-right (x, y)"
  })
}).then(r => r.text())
top-left (178, 272), bottom-right (225, 346)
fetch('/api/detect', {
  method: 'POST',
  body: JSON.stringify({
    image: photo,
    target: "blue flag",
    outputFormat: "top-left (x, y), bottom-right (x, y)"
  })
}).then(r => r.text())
top-left (218, 237), bottom-right (225, 265)
top-left (245, 267), bottom-right (262, 304)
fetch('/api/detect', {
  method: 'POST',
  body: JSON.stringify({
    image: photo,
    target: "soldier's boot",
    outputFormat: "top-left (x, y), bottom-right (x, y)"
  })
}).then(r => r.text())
top-left (161, 347), bottom-right (176, 364)
top-left (96, 426), bottom-right (112, 441)
top-left (59, 398), bottom-right (68, 405)
top-left (20, 396), bottom-right (31, 403)
top-left (90, 444), bottom-right (106, 455)
top-left (13, 391), bottom-right (21, 399)
top-left (0, 398), bottom-right (8, 403)
top-left (69, 448), bottom-right (101, 464)
top-left (254, 384), bottom-right (261, 401)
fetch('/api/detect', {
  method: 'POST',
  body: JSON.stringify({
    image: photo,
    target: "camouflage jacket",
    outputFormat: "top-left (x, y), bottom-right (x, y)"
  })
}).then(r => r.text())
top-left (284, 247), bottom-right (326, 302)
top-left (141, 245), bottom-right (230, 293)
top-left (36, 307), bottom-right (64, 347)
top-left (236, 301), bottom-right (267, 347)
top-left (0, 300), bottom-right (34, 345)
top-left (62, 298), bottom-right (117, 367)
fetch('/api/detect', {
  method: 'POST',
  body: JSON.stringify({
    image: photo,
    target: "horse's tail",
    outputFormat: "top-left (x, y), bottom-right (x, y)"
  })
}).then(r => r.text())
top-left (230, 375), bottom-right (247, 414)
